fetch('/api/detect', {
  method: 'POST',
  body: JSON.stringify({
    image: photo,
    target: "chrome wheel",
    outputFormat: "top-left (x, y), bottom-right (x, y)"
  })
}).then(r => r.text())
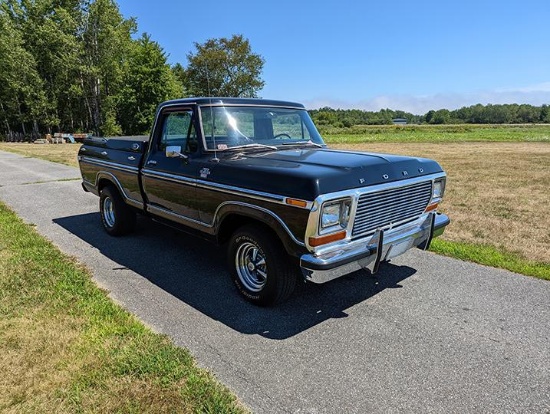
top-left (235, 241), bottom-right (267, 292)
top-left (102, 196), bottom-right (116, 228)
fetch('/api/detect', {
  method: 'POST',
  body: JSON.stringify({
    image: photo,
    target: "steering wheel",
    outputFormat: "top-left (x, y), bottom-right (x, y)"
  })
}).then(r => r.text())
top-left (273, 133), bottom-right (292, 139)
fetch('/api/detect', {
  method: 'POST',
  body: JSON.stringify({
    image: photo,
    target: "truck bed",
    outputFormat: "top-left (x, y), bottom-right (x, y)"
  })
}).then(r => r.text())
top-left (79, 136), bottom-right (149, 207)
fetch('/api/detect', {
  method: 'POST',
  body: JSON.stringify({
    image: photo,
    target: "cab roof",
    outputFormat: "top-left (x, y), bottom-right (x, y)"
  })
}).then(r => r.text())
top-left (159, 97), bottom-right (305, 109)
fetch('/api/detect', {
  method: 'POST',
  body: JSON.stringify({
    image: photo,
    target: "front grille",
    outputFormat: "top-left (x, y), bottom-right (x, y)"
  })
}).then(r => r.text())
top-left (352, 181), bottom-right (433, 237)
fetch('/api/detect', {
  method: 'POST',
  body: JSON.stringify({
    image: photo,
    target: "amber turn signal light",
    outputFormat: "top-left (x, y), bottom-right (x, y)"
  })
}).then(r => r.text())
top-left (425, 202), bottom-right (439, 212)
top-left (308, 230), bottom-right (346, 247)
top-left (286, 198), bottom-right (308, 208)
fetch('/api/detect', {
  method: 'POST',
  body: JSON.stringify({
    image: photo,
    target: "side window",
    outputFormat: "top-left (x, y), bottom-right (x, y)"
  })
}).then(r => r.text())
top-left (159, 110), bottom-right (198, 153)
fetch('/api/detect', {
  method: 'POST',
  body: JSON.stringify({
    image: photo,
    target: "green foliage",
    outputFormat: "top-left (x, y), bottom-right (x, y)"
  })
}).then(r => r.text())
top-left (0, 0), bottom-right (183, 138)
top-left (310, 107), bottom-right (421, 129)
top-left (186, 34), bottom-right (265, 97)
top-left (0, 2), bottom-right (265, 138)
top-left (80, 0), bottom-right (137, 135)
top-left (312, 103), bottom-right (550, 131)
top-left (0, 7), bottom-right (48, 137)
top-left (118, 33), bottom-right (182, 135)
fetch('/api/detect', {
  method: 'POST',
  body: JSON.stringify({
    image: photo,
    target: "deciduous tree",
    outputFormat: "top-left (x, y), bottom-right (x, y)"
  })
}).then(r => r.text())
top-left (186, 34), bottom-right (264, 98)
top-left (118, 33), bottom-right (181, 134)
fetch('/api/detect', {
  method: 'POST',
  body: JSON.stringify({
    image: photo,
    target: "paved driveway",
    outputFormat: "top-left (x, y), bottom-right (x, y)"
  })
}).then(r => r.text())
top-left (1, 150), bottom-right (548, 413)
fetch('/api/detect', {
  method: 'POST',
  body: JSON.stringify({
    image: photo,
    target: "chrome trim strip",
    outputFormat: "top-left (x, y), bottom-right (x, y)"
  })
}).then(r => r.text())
top-left (147, 204), bottom-right (207, 228)
top-left (80, 156), bottom-right (139, 174)
top-left (145, 200), bottom-right (305, 247)
top-left (142, 169), bottom-right (197, 187)
top-left (197, 181), bottom-right (285, 203)
top-left (199, 102), bottom-right (305, 110)
top-left (142, 168), bottom-right (301, 205)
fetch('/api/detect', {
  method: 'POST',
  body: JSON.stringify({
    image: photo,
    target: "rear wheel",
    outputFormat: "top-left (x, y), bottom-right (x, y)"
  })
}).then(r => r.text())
top-left (99, 185), bottom-right (136, 236)
top-left (228, 225), bottom-right (297, 306)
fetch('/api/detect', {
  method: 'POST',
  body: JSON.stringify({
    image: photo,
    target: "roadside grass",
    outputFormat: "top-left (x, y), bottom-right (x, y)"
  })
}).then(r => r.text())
top-left (0, 202), bottom-right (246, 413)
top-left (431, 239), bottom-right (550, 281)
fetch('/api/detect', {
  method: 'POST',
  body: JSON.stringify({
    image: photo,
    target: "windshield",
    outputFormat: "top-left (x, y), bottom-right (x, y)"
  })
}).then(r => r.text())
top-left (199, 105), bottom-right (325, 151)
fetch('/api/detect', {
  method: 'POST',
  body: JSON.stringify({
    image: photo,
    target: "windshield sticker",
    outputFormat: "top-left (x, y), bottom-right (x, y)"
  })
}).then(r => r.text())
top-left (217, 144), bottom-right (228, 150)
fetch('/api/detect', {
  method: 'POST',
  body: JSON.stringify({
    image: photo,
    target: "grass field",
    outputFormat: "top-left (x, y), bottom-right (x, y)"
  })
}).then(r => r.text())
top-left (0, 202), bottom-right (246, 413)
top-left (322, 123), bottom-right (550, 143)
top-left (1, 128), bottom-right (549, 278)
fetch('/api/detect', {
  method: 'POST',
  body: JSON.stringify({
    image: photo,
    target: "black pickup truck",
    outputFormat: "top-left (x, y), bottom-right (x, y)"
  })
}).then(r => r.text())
top-left (78, 98), bottom-right (449, 305)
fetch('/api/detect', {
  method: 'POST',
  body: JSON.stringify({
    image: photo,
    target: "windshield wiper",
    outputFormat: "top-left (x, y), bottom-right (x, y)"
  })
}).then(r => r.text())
top-left (224, 143), bottom-right (278, 152)
top-left (280, 140), bottom-right (324, 148)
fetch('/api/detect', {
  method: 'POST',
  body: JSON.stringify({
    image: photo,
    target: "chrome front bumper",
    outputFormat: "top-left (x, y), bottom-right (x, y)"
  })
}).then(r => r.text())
top-left (300, 212), bottom-right (450, 284)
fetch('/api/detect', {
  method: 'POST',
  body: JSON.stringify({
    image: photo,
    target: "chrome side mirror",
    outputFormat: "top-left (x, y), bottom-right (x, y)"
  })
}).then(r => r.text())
top-left (166, 145), bottom-right (188, 160)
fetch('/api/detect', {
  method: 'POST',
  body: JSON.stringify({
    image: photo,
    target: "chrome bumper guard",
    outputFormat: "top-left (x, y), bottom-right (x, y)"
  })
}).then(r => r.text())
top-left (300, 212), bottom-right (450, 284)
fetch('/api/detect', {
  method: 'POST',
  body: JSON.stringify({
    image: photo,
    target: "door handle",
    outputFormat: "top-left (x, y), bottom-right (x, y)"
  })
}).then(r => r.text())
top-left (128, 156), bottom-right (136, 161)
top-left (146, 160), bottom-right (157, 166)
top-left (101, 151), bottom-right (108, 156)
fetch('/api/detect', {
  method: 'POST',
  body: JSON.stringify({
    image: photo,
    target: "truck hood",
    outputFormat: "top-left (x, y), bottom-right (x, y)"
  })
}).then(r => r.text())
top-left (210, 148), bottom-right (443, 200)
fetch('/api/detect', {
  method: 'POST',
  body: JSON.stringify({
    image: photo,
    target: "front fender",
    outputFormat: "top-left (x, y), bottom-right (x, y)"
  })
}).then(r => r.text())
top-left (214, 201), bottom-right (307, 257)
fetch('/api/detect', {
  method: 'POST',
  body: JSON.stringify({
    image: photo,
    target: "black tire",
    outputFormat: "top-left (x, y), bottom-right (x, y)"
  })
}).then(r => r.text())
top-left (99, 185), bottom-right (136, 236)
top-left (228, 225), bottom-right (297, 306)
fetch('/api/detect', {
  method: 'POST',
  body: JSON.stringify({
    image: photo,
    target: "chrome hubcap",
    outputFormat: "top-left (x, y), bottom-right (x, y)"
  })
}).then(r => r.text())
top-left (235, 241), bottom-right (267, 292)
top-left (103, 197), bottom-right (116, 228)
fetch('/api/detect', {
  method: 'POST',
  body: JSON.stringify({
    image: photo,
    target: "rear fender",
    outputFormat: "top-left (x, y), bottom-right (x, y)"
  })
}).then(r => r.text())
top-left (95, 172), bottom-right (142, 209)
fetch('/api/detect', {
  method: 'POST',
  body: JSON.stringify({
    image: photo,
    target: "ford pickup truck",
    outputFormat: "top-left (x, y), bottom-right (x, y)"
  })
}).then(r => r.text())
top-left (78, 98), bottom-right (450, 305)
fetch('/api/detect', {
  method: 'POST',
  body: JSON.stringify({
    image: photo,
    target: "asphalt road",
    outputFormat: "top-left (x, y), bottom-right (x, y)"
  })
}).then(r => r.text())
top-left (0, 150), bottom-right (549, 413)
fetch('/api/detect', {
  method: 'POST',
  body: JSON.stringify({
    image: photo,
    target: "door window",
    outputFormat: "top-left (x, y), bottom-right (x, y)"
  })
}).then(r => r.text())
top-left (159, 110), bottom-right (198, 153)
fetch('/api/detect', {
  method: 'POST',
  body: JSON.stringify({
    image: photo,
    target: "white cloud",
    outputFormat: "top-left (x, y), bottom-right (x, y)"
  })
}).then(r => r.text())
top-left (303, 83), bottom-right (550, 114)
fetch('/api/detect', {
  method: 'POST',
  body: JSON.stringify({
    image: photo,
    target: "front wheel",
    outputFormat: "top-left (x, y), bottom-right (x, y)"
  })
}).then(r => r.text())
top-left (228, 225), bottom-right (297, 306)
top-left (99, 185), bottom-right (136, 236)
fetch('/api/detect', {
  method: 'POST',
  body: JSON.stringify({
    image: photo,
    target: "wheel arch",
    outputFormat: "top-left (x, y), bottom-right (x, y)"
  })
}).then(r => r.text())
top-left (215, 202), bottom-right (306, 258)
top-left (96, 172), bottom-right (125, 195)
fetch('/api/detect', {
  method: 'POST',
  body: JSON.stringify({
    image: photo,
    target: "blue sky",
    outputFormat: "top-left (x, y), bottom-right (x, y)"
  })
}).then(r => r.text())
top-left (117, 0), bottom-right (550, 114)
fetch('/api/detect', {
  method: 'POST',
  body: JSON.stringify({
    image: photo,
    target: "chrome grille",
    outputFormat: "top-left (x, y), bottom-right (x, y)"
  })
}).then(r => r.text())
top-left (352, 181), bottom-right (433, 237)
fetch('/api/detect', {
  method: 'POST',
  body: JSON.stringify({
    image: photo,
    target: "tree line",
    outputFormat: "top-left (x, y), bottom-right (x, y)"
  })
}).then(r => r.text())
top-left (310, 103), bottom-right (550, 128)
top-left (1, 0), bottom-right (548, 141)
top-left (0, 0), bottom-right (264, 140)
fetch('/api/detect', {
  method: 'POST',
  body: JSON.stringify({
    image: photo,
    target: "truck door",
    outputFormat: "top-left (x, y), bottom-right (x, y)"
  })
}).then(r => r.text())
top-left (142, 107), bottom-right (202, 223)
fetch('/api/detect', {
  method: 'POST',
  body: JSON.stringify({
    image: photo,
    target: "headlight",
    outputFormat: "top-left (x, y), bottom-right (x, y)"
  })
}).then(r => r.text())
top-left (320, 198), bottom-right (351, 233)
top-left (432, 179), bottom-right (445, 202)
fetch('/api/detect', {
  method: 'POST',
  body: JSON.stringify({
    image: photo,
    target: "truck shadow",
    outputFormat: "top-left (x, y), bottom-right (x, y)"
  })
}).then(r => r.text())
top-left (54, 213), bottom-right (417, 340)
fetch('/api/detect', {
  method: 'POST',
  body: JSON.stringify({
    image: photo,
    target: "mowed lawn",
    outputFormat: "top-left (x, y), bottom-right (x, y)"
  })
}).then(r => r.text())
top-left (1, 133), bottom-right (549, 278)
